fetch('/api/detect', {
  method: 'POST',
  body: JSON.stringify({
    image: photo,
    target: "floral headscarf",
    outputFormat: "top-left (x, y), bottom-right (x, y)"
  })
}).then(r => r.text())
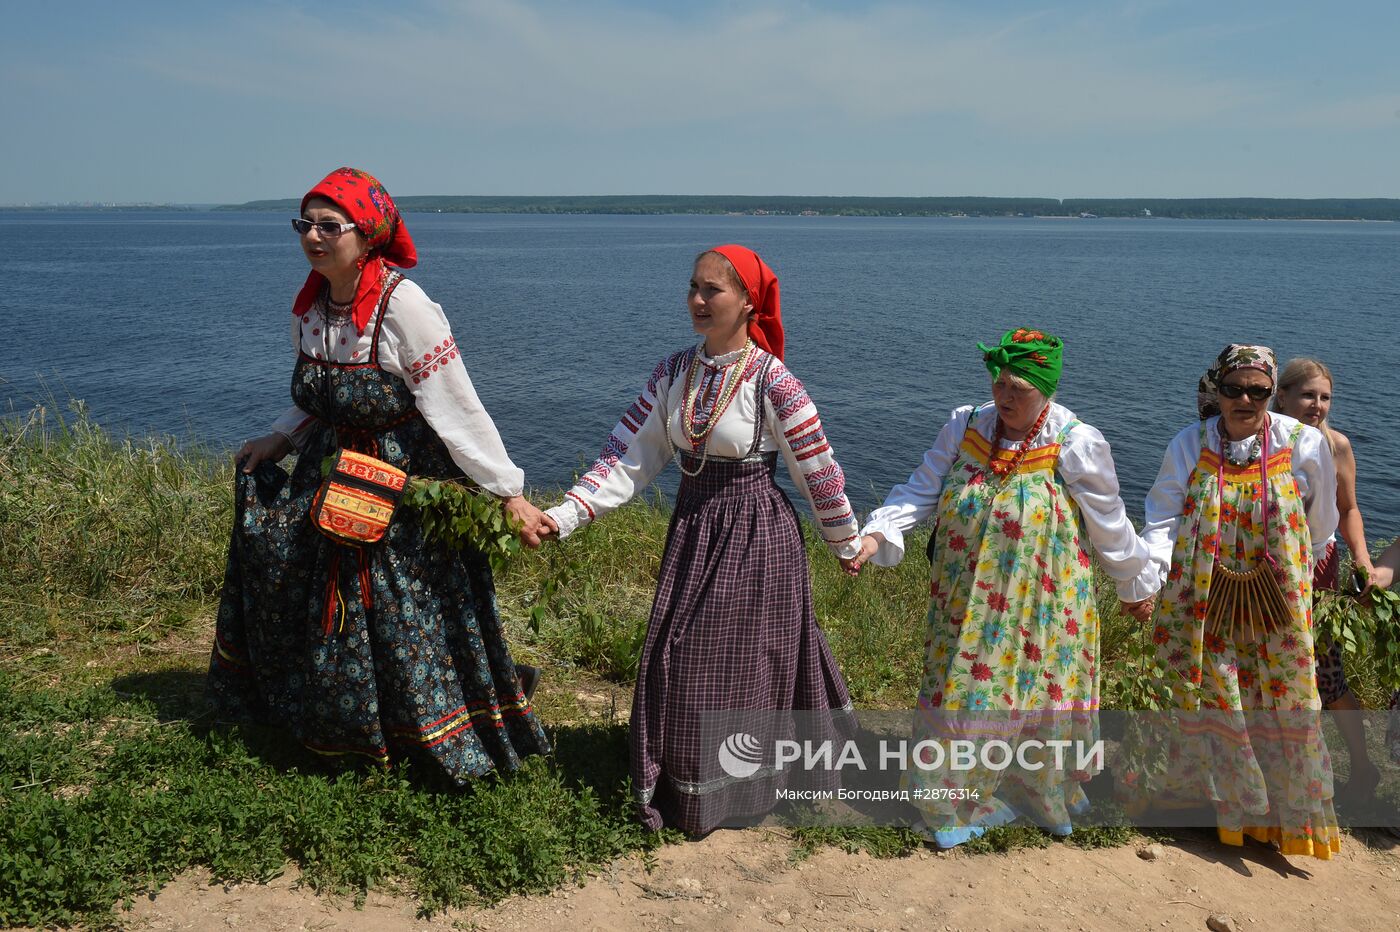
top-left (977, 328), bottom-right (1064, 398)
top-left (291, 167), bottom-right (418, 334)
top-left (1196, 343), bottom-right (1277, 419)
top-left (709, 244), bottom-right (784, 360)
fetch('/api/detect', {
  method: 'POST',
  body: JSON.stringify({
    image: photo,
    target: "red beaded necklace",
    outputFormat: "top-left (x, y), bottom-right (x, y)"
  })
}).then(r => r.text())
top-left (986, 404), bottom-right (1052, 480)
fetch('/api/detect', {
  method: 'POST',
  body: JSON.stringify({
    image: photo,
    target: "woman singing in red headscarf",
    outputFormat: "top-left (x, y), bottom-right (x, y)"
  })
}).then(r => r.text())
top-left (207, 168), bottom-right (552, 783)
top-left (544, 246), bottom-right (862, 835)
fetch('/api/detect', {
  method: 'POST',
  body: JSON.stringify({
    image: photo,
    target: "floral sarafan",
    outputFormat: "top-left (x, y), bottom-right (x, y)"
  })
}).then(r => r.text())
top-left (907, 407), bottom-right (1099, 838)
top-left (1121, 420), bottom-right (1339, 861)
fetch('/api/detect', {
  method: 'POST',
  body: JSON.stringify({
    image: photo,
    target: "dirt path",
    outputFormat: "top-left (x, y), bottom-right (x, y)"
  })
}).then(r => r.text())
top-left (120, 829), bottom-right (1400, 931)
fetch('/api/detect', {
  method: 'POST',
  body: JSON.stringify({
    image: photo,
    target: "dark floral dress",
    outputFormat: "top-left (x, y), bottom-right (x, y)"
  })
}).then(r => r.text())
top-left (207, 275), bottom-right (549, 781)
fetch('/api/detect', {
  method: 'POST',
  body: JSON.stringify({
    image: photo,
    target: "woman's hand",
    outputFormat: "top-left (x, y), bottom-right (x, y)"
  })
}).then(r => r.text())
top-left (1119, 596), bottom-right (1156, 624)
top-left (235, 433), bottom-right (293, 474)
top-left (841, 534), bottom-right (883, 577)
top-left (503, 495), bottom-right (556, 549)
top-left (1366, 540), bottom-right (1400, 592)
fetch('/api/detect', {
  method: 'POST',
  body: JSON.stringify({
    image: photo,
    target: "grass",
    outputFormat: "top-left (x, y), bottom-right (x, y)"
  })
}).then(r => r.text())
top-left (0, 673), bottom-right (664, 927)
top-left (2, 402), bottom-right (1396, 923)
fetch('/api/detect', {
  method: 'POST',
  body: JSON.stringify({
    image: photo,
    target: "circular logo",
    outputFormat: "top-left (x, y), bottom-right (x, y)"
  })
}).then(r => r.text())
top-left (717, 732), bottom-right (764, 779)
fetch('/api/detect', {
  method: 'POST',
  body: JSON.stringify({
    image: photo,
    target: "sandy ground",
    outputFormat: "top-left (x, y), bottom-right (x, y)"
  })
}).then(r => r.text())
top-left (117, 828), bottom-right (1400, 932)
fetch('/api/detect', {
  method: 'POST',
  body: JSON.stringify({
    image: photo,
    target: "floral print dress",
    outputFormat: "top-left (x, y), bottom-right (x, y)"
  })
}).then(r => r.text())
top-left (1123, 421), bottom-right (1340, 859)
top-left (908, 412), bottom-right (1102, 841)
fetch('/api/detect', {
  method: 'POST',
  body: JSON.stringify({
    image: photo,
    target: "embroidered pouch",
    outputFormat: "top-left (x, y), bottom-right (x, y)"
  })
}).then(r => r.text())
top-left (311, 449), bottom-right (407, 546)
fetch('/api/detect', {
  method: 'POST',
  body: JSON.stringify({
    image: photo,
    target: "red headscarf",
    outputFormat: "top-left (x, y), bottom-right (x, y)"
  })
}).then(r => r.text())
top-left (291, 167), bottom-right (418, 334)
top-left (710, 244), bottom-right (784, 360)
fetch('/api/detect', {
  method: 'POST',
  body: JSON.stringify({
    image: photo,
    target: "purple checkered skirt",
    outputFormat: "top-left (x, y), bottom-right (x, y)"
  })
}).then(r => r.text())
top-left (631, 454), bottom-right (853, 834)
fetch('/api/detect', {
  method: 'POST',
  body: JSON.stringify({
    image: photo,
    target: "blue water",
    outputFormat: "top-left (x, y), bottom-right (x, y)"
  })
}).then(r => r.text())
top-left (3, 210), bottom-right (1397, 541)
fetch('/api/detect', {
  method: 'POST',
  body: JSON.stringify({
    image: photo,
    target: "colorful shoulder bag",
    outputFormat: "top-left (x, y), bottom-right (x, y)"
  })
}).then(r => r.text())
top-left (310, 273), bottom-right (408, 547)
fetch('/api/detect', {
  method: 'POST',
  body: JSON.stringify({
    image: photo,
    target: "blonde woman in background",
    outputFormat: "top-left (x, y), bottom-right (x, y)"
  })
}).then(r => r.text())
top-left (1274, 357), bottom-right (1380, 801)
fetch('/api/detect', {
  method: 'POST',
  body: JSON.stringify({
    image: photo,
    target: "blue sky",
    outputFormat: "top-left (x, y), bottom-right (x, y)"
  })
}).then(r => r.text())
top-left (3, 0), bottom-right (1398, 203)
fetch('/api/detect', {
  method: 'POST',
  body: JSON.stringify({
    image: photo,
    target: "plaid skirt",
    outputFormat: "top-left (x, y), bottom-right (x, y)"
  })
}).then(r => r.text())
top-left (631, 454), bottom-right (853, 834)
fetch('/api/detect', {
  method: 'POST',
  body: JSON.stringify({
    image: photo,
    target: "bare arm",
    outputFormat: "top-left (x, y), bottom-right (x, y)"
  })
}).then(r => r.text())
top-left (1330, 429), bottom-right (1373, 574)
top-left (1369, 539), bottom-right (1399, 590)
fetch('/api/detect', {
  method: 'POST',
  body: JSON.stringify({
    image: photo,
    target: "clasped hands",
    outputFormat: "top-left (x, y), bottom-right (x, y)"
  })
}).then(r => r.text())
top-left (839, 533), bottom-right (885, 577)
top-left (502, 496), bottom-right (557, 549)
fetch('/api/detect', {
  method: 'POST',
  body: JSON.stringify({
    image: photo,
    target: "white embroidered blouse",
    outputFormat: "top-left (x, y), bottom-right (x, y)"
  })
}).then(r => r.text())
top-left (267, 278), bottom-right (526, 498)
top-left (860, 402), bottom-right (1160, 602)
top-left (1140, 413), bottom-right (1339, 586)
top-left (544, 343), bottom-right (862, 559)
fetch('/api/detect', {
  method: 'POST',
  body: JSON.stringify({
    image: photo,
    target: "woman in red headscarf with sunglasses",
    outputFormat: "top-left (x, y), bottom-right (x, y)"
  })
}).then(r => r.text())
top-left (207, 168), bottom-right (552, 783)
top-left (544, 246), bottom-right (862, 835)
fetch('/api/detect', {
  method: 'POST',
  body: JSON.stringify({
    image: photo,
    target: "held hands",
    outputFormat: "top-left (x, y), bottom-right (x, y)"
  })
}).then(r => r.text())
top-left (235, 433), bottom-right (293, 474)
top-left (840, 534), bottom-right (884, 577)
top-left (1120, 596), bottom-right (1157, 624)
top-left (503, 495), bottom-right (557, 549)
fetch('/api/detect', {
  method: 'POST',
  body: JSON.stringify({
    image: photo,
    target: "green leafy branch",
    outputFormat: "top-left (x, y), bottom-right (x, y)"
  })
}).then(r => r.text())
top-left (1314, 568), bottom-right (1400, 693)
top-left (401, 478), bottom-right (521, 575)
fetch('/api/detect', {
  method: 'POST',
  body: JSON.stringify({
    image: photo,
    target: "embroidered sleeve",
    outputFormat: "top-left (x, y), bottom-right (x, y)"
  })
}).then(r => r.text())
top-left (860, 405), bottom-right (973, 567)
top-left (762, 359), bottom-right (860, 560)
top-left (267, 314), bottom-right (317, 451)
top-left (1292, 423), bottom-right (1340, 560)
top-left (377, 280), bottom-right (525, 497)
top-left (1141, 423), bottom-right (1202, 588)
top-left (1058, 423), bottom-right (1159, 601)
top-left (544, 352), bottom-right (681, 539)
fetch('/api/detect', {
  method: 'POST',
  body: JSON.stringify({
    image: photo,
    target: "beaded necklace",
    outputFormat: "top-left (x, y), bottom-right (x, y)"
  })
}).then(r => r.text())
top-left (668, 341), bottom-right (756, 477)
top-left (985, 403), bottom-right (1052, 482)
top-left (320, 286), bottom-right (354, 324)
top-left (680, 341), bottom-right (754, 445)
top-left (1218, 419), bottom-right (1266, 467)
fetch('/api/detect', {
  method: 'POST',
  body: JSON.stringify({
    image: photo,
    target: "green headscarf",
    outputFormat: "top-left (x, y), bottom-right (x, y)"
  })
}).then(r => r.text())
top-left (977, 328), bottom-right (1064, 398)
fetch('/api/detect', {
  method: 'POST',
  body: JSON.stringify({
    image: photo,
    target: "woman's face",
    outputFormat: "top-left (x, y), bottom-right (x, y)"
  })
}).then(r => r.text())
top-left (990, 372), bottom-right (1047, 436)
top-left (299, 196), bottom-right (367, 278)
top-left (1277, 374), bottom-right (1332, 428)
top-left (688, 254), bottom-right (753, 350)
top-left (1217, 368), bottom-right (1274, 440)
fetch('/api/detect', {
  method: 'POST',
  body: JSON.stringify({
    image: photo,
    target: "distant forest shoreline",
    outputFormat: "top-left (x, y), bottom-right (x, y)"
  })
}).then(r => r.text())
top-left (217, 195), bottom-right (1400, 221)
top-left (6, 196), bottom-right (1399, 221)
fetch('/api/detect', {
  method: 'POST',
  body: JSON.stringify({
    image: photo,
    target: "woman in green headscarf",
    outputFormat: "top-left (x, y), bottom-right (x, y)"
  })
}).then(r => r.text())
top-left (853, 328), bottom-right (1158, 847)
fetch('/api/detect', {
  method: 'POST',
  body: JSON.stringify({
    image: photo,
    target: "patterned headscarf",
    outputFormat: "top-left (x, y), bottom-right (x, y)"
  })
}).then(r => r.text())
top-left (291, 167), bottom-right (418, 334)
top-left (710, 244), bottom-right (784, 360)
top-left (977, 328), bottom-right (1064, 398)
top-left (1197, 343), bottom-right (1277, 419)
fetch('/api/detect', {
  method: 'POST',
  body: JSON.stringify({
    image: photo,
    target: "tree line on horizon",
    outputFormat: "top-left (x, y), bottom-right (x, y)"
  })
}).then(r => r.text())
top-left (216, 194), bottom-right (1400, 221)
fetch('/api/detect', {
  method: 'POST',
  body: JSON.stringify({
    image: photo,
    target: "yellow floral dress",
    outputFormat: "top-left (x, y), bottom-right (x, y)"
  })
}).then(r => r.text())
top-left (907, 412), bottom-right (1102, 841)
top-left (1123, 421), bottom-right (1340, 859)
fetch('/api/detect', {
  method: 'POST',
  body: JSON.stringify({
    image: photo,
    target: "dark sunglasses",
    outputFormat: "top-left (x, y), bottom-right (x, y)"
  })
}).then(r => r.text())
top-left (1218, 383), bottom-right (1273, 401)
top-left (291, 218), bottom-right (357, 237)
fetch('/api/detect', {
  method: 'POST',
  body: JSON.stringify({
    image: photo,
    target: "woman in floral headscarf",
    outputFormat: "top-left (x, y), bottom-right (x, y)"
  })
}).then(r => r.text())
top-left (1124, 343), bottom-right (1340, 858)
top-left (853, 328), bottom-right (1158, 847)
top-left (207, 168), bottom-right (552, 783)
top-left (544, 245), bottom-right (861, 835)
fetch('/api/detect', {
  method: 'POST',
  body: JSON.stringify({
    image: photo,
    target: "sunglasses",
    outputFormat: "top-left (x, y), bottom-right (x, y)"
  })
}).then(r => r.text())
top-left (291, 218), bottom-right (357, 237)
top-left (1217, 383), bottom-right (1273, 401)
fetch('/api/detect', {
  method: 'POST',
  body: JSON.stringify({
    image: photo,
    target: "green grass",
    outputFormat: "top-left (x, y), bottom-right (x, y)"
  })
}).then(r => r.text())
top-left (0, 674), bottom-right (665, 926)
top-left (2, 403), bottom-right (1396, 923)
top-left (0, 402), bottom-right (232, 657)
